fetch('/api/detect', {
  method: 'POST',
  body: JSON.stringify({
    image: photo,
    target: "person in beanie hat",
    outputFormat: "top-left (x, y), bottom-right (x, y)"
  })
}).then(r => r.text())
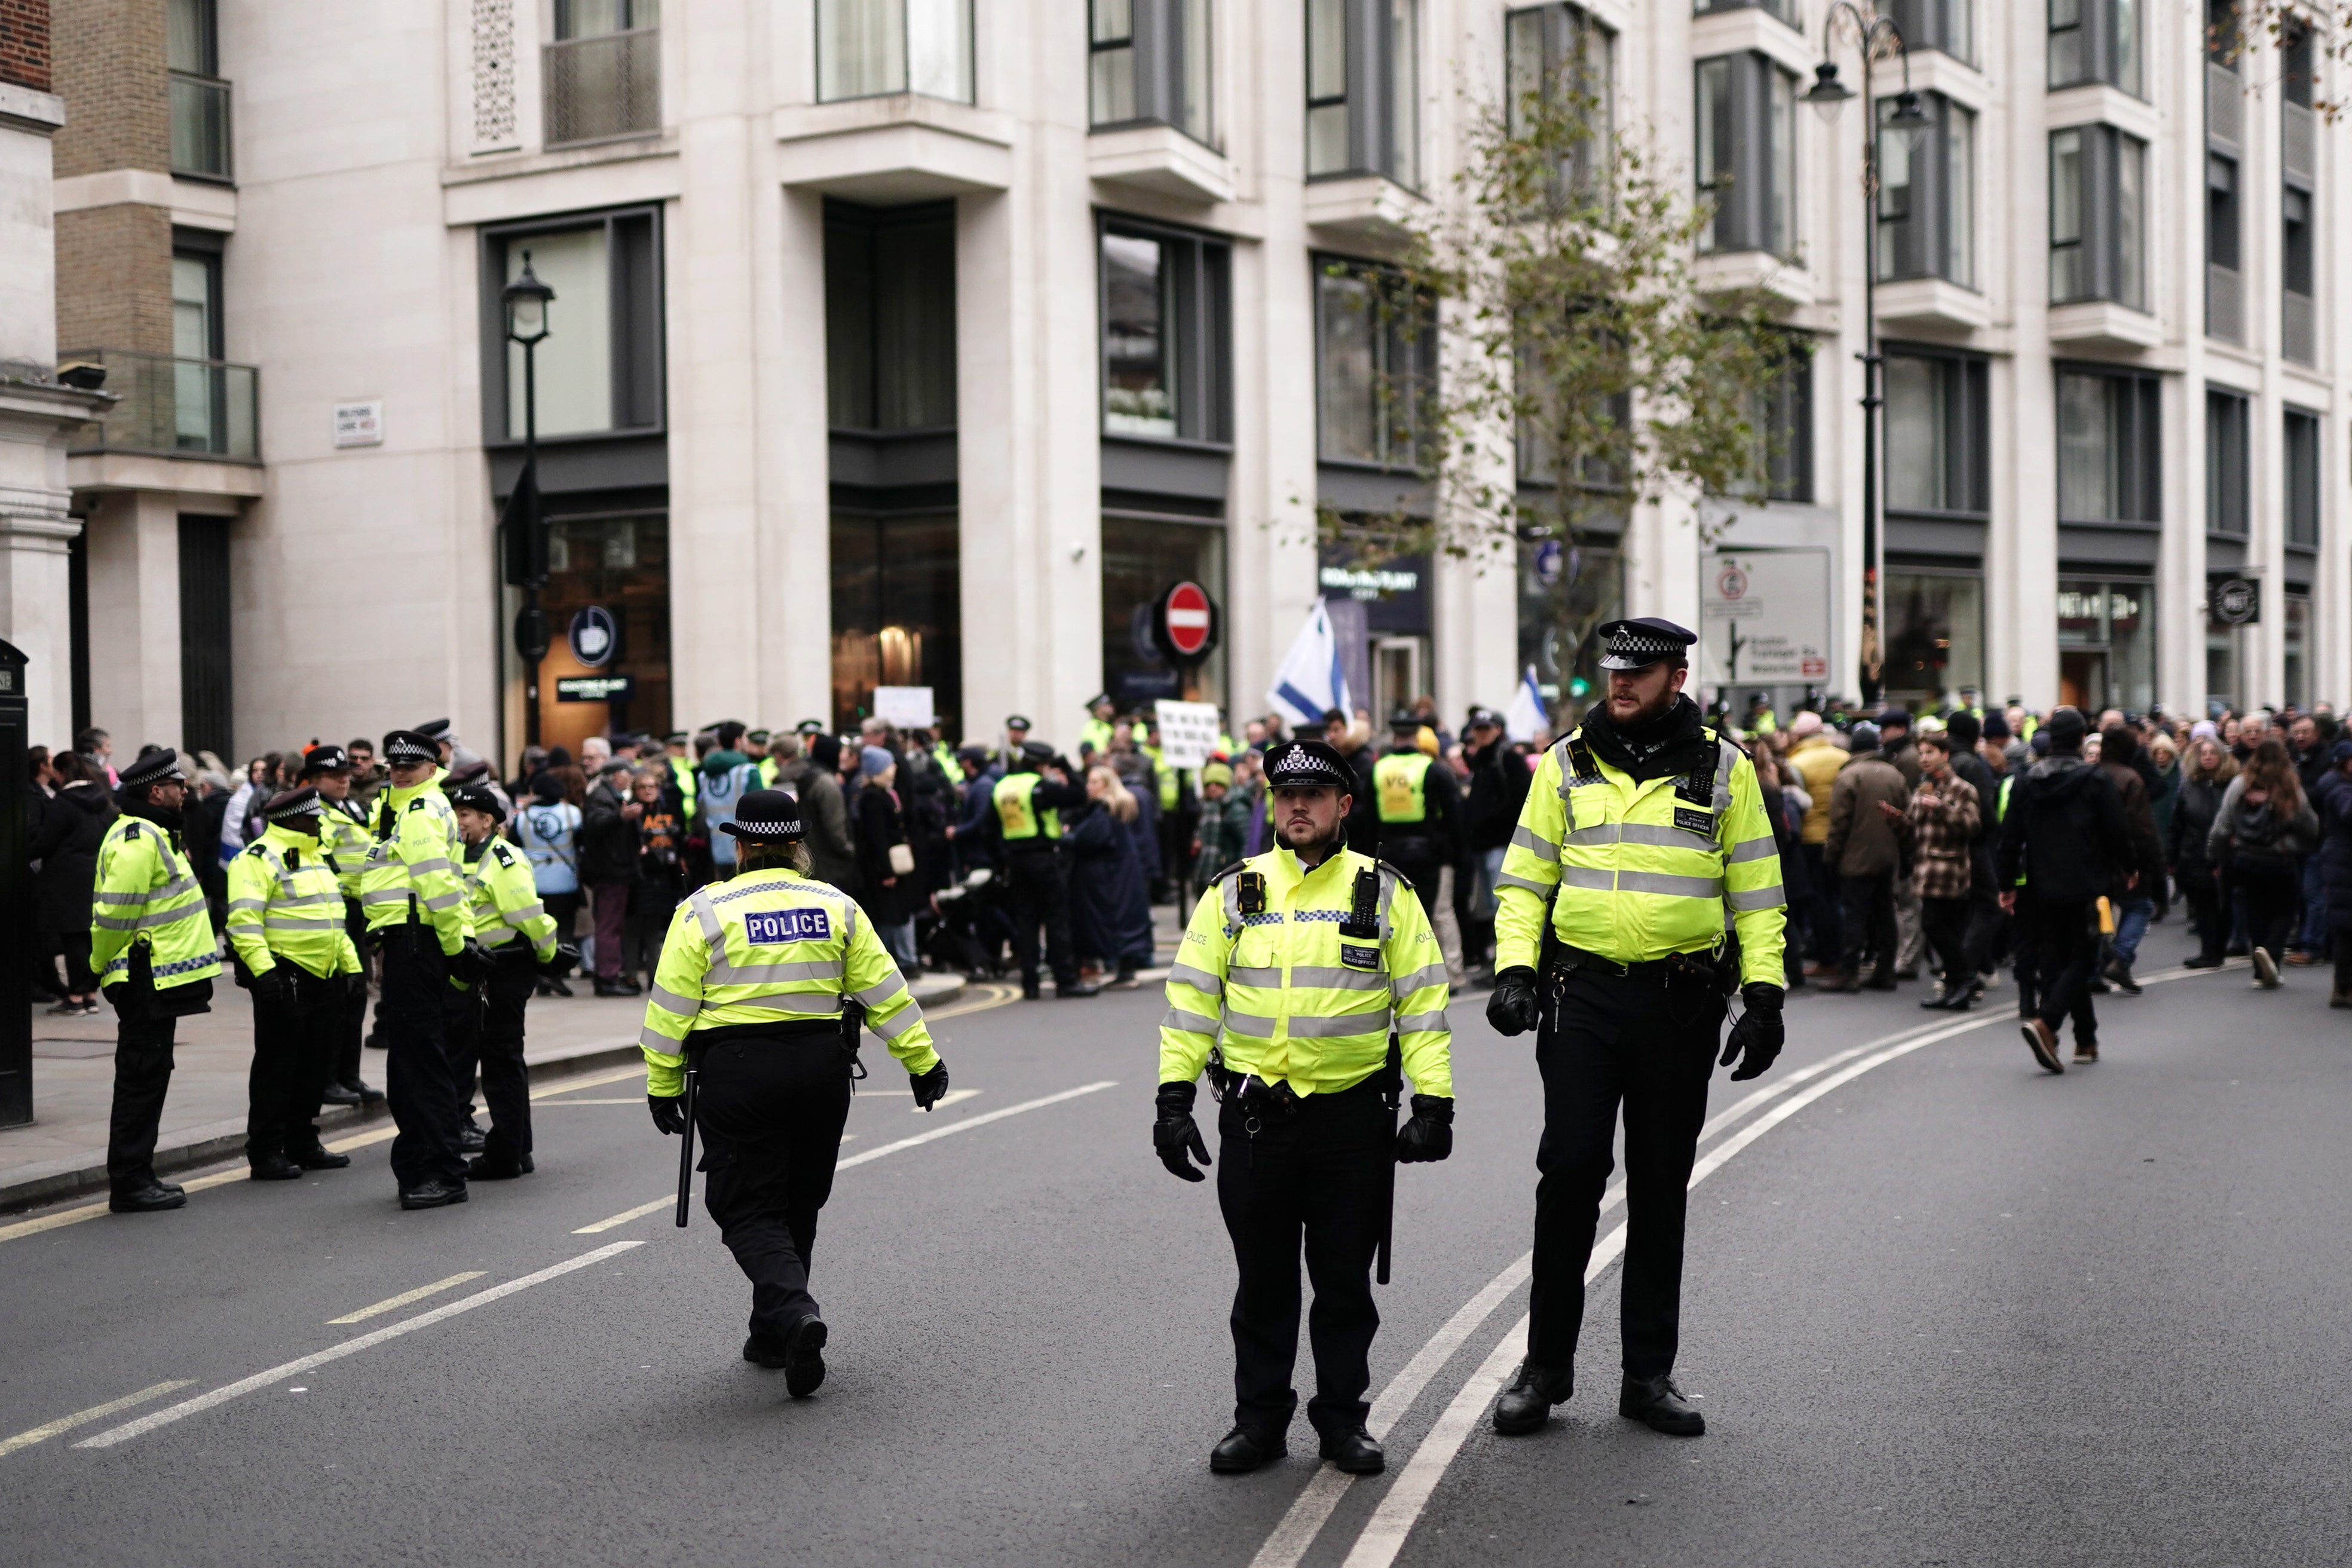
top-left (224, 786), bottom-right (363, 1182)
top-left (640, 790), bottom-right (951, 1395)
top-left (90, 749), bottom-right (225, 1211)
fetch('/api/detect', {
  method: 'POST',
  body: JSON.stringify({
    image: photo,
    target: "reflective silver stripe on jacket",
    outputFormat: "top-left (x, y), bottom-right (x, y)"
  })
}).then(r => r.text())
top-left (1726, 883), bottom-right (1786, 911)
top-left (1162, 1006), bottom-right (1220, 1036)
top-left (648, 983), bottom-right (698, 1015)
top-left (1225, 964), bottom-right (1282, 988)
top-left (1284, 1010), bottom-right (1392, 1039)
top-left (1391, 961), bottom-right (1448, 997)
top-left (1509, 825), bottom-right (1559, 862)
top-left (1282, 965), bottom-right (1389, 993)
top-left (705, 958), bottom-right (846, 986)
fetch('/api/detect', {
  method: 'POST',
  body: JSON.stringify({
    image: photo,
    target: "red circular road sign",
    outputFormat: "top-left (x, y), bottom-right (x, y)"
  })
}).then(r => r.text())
top-left (1156, 580), bottom-right (1218, 663)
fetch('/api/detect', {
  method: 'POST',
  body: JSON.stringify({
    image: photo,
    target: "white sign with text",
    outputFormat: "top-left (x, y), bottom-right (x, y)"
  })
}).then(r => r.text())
top-left (1699, 548), bottom-right (1832, 685)
top-left (874, 685), bottom-right (935, 728)
top-left (1153, 700), bottom-right (1223, 769)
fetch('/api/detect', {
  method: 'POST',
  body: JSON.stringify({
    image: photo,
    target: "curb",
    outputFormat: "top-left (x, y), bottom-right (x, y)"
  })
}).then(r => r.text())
top-left (0, 973), bottom-right (967, 1218)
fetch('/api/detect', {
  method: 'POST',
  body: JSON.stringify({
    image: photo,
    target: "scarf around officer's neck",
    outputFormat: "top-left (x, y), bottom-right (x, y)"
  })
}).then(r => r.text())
top-left (1583, 693), bottom-right (1709, 784)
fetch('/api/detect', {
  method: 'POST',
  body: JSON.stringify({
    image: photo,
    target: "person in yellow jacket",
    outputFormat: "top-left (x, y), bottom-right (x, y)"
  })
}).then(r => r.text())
top-left (1481, 618), bottom-right (1787, 1440)
top-left (225, 786), bottom-right (363, 1183)
top-left (1078, 693), bottom-right (1117, 758)
top-left (361, 729), bottom-right (495, 1211)
top-left (1154, 738), bottom-right (1455, 1478)
top-left (448, 783), bottom-right (573, 1180)
top-left (302, 744), bottom-right (383, 1108)
top-left (1783, 709), bottom-right (1848, 976)
top-left (91, 749), bottom-right (224, 1213)
top-left (641, 789), bottom-right (950, 1396)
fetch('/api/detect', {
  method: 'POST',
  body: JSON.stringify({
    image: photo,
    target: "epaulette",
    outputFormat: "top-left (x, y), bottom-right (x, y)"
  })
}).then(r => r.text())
top-left (123, 821), bottom-right (142, 839)
top-left (243, 842), bottom-right (268, 859)
top-left (1370, 858), bottom-right (1416, 893)
top-left (490, 842), bottom-right (516, 867)
top-left (408, 798), bottom-right (427, 812)
top-left (1206, 858), bottom-right (1250, 886)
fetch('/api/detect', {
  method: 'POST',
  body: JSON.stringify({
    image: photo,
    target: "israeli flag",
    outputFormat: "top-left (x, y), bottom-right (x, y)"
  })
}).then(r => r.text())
top-left (1267, 601), bottom-right (1350, 728)
top-left (1505, 664), bottom-right (1550, 743)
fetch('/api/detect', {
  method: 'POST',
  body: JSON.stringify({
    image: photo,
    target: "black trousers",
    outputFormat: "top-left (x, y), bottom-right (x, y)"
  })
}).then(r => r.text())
top-left (479, 954), bottom-right (537, 1165)
top-left (1921, 895), bottom-right (1973, 990)
top-left (335, 901), bottom-right (370, 1088)
top-left (381, 927), bottom-right (466, 1190)
top-left (1380, 838), bottom-right (1444, 927)
top-left (1961, 880), bottom-right (2004, 977)
top-left (1003, 850), bottom-right (1077, 988)
top-left (1798, 843), bottom-right (1840, 964)
top-left (1528, 970), bottom-right (1724, 1382)
top-left (445, 979), bottom-right (483, 1123)
top-left (1838, 871), bottom-right (1897, 978)
top-left (1215, 1075), bottom-right (1391, 1438)
top-left (106, 1015), bottom-right (180, 1189)
top-left (2026, 896), bottom-right (2100, 1045)
top-left (2237, 856), bottom-right (2301, 960)
top-left (694, 1034), bottom-right (854, 1339)
top-left (248, 971), bottom-right (339, 1159)
top-left (2180, 871), bottom-right (2225, 962)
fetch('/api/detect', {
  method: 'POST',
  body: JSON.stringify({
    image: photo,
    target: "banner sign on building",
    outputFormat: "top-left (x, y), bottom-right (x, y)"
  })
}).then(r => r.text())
top-left (555, 673), bottom-right (634, 703)
top-left (1699, 548), bottom-right (1832, 686)
top-left (1153, 700), bottom-right (1223, 769)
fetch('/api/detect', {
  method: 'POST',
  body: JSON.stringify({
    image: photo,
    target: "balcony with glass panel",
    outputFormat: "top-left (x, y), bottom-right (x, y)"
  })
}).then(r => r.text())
top-left (1086, 0), bottom-right (1232, 204)
top-left (544, 27), bottom-right (661, 146)
top-left (59, 348), bottom-right (259, 464)
top-left (781, 0), bottom-right (1009, 200)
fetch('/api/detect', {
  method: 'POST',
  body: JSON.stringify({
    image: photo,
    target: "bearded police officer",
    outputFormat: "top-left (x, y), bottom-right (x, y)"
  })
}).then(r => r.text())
top-left (1157, 739), bottom-right (1455, 1476)
top-left (303, 745), bottom-right (382, 1108)
top-left (225, 786), bottom-right (363, 1182)
top-left (362, 728), bottom-right (495, 1210)
top-left (641, 790), bottom-right (950, 1396)
top-left (991, 739), bottom-right (1098, 1000)
top-left (1371, 708), bottom-right (1462, 925)
top-left (451, 783), bottom-right (574, 1179)
top-left (1484, 618), bottom-right (1787, 1438)
top-left (91, 749), bottom-right (225, 1213)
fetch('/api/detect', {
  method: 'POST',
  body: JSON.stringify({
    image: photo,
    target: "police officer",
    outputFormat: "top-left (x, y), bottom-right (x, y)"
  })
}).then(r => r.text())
top-left (1079, 694), bottom-right (1117, 757)
top-left (304, 745), bottom-right (383, 1108)
top-left (1483, 618), bottom-right (1788, 1438)
top-left (224, 786), bottom-right (362, 1181)
top-left (451, 782), bottom-right (573, 1178)
top-left (641, 790), bottom-right (950, 1395)
top-left (1370, 707), bottom-right (1462, 925)
top-left (361, 729), bottom-right (495, 1210)
top-left (990, 740), bottom-right (1098, 1000)
top-left (91, 749), bottom-right (225, 1213)
top-left (997, 713), bottom-right (1034, 774)
top-left (1156, 739), bottom-right (1456, 1476)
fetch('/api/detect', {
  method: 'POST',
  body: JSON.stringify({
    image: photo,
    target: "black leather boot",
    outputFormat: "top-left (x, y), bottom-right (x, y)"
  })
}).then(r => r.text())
top-left (249, 1152), bottom-right (304, 1182)
top-left (108, 1180), bottom-right (186, 1214)
top-left (1318, 1427), bottom-right (1383, 1474)
top-left (1493, 1362), bottom-right (1572, 1435)
top-left (784, 1315), bottom-right (828, 1398)
top-left (1619, 1373), bottom-right (1705, 1435)
top-left (1209, 1425), bottom-right (1287, 1474)
top-left (293, 1144), bottom-right (353, 1170)
top-left (398, 1178), bottom-right (469, 1210)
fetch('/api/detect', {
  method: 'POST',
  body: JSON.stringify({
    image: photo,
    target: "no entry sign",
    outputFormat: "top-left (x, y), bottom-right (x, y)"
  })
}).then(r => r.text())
top-left (1156, 580), bottom-right (1218, 663)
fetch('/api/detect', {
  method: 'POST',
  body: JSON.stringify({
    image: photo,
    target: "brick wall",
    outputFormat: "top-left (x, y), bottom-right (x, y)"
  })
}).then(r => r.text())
top-left (56, 203), bottom-right (173, 355)
top-left (51, 0), bottom-right (167, 177)
top-left (0, 0), bottom-right (50, 91)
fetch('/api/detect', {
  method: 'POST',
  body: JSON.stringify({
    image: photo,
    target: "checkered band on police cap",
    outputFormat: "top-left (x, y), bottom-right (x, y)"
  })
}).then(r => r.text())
top-left (719, 789), bottom-right (804, 840)
top-left (264, 786), bottom-right (321, 822)
top-left (299, 744), bottom-right (350, 776)
top-left (382, 730), bottom-right (439, 765)
top-left (1264, 739), bottom-right (1353, 789)
top-left (118, 749), bottom-right (184, 789)
top-left (1596, 617), bottom-right (1698, 670)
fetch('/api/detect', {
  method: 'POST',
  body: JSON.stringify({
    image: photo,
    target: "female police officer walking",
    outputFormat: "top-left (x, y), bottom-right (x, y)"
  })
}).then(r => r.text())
top-left (641, 789), bottom-right (951, 1396)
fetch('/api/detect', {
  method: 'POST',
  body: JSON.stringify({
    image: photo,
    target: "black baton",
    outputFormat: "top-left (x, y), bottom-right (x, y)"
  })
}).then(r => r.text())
top-left (673, 1065), bottom-right (699, 1228)
top-left (1377, 1037), bottom-right (1401, 1285)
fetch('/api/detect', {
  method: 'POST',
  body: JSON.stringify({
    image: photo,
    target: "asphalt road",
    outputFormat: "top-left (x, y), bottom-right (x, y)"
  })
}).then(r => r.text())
top-left (4, 918), bottom-right (2348, 1568)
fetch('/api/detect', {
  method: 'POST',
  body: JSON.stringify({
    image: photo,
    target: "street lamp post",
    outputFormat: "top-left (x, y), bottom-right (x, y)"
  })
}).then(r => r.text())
top-left (501, 254), bottom-right (555, 748)
top-left (1803, 9), bottom-right (1925, 709)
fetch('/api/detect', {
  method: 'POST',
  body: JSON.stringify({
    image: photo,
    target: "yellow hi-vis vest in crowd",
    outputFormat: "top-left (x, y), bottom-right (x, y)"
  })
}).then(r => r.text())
top-left (1493, 724), bottom-right (1787, 987)
top-left (316, 796), bottom-right (373, 901)
top-left (90, 813), bottom-right (222, 994)
top-left (637, 868), bottom-right (941, 1098)
top-left (1159, 845), bottom-right (1453, 1099)
top-left (225, 825), bottom-right (362, 981)
top-left (993, 771), bottom-right (1061, 841)
top-left (358, 778), bottom-right (471, 954)
top-left (461, 837), bottom-right (559, 958)
top-left (1374, 751), bottom-right (1435, 824)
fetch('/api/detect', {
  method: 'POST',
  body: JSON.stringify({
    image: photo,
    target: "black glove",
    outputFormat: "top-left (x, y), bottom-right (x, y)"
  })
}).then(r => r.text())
top-left (1720, 983), bottom-right (1786, 1081)
top-left (342, 971), bottom-right (368, 1004)
top-left (448, 939), bottom-right (497, 985)
top-left (1395, 1094), bottom-right (1454, 1163)
top-left (1486, 966), bottom-right (1541, 1037)
top-left (910, 1060), bottom-right (951, 1111)
top-left (249, 966), bottom-right (295, 1006)
top-left (1152, 1080), bottom-right (1212, 1183)
top-left (647, 1095), bottom-right (688, 1136)
top-left (539, 941), bottom-right (580, 980)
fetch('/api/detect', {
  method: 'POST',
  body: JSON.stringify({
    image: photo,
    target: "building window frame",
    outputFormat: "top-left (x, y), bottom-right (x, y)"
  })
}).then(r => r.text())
top-left (1099, 215), bottom-right (1233, 446)
top-left (2055, 363), bottom-right (2161, 526)
top-left (1887, 0), bottom-right (1974, 66)
top-left (2205, 385), bottom-right (2251, 539)
top-left (816, 0), bottom-right (976, 105)
top-left (826, 200), bottom-right (958, 435)
top-left (2048, 0), bottom-right (2142, 97)
top-left (1878, 90), bottom-right (1974, 287)
top-left (1695, 0), bottom-right (1801, 29)
top-left (2049, 123), bottom-right (2145, 311)
top-left (1304, 0), bottom-right (1422, 189)
top-left (1314, 254), bottom-right (1437, 473)
top-left (1089, 0), bottom-right (1215, 147)
top-left (1884, 345), bottom-right (1990, 520)
top-left (1696, 52), bottom-right (1798, 259)
top-left (1506, 2), bottom-right (1616, 195)
top-left (2284, 406), bottom-right (2322, 551)
top-left (477, 205), bottom-right (667, 447)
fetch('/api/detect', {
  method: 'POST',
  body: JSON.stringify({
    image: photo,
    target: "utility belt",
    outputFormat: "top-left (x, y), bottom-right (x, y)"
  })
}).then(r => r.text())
top-left (684, 1001), bottom-right (871, 1079)
top-left (1541, 939), bottom-right (1734, 995)
top-left (1205, 1040), bottom-right (1401, 1121)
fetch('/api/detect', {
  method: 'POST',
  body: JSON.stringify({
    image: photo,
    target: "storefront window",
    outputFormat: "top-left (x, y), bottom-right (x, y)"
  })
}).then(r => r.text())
top-left (2285, 592), bottom-right (2311, 709)
top-left (530, 512), bottom-right (672, 755)
top-left (831, 513), bottom-right (962, 736)
top-left (1885, 571), bottom-right (1983, 713)
top-left (1100, 514), bottom-right (1227, 713)
top-left (1518, 534), bottom-right (1621, 725)
top-left (2205, 614), bottom-right (2240, 715)
top-left (2055, 577), bottom-right (2154, 713)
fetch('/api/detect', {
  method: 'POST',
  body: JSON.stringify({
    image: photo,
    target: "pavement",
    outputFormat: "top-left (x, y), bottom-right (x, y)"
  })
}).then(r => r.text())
top-left (5, 915), bottom-right (2348, 1566)
top-left (0, 970), bottom-right (966, 1214)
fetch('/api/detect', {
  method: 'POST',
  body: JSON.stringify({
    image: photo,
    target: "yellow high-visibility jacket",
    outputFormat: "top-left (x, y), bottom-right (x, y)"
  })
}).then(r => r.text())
top-left (638, 868), bottom-right (939, 1098)
top-left (461, 836), bottom-right (559, 959)
top-left (1493, 723), bottom-right (1787, 987)
top-left (225, 824), bottom-right (362, 980)
top-left (1159, 844), bottom-right (1453, 1099)
top-left (358, 778), bottom-right (470, 954)
top-left (90, 813), bottom-right (222, 994)
top-left (316, 796), bottom-right (373, 900)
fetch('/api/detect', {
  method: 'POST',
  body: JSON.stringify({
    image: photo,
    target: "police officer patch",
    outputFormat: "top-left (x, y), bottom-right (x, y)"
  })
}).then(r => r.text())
top-left (1340, 944), bottom-right (1380, 971)
top-left (744, 908), bottom-right (829, 945)
top-left (1673, 806), bottom-right (1715, 836)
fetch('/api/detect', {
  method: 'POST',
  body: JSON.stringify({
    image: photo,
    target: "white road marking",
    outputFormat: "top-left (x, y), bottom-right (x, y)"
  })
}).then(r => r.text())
top-left (574, 1198), bottom-right (670, 1235)
top-left (835, 1082), bottom-right (1117, 1171)
top-left (326, 1271), bottom-right (487, 1324)
top-left (0, 1381), bottom-right (192, 1459)
top-left (73, 1241), bottom-right (646, 1448)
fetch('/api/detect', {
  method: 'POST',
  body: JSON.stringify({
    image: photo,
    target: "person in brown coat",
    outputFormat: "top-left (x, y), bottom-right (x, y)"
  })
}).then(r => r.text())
top-left (1823, 721), bottom-right (1910, 990)
top-left (1893, 731), bottom-right (1983, 1010)
top-left (2096, 725), bottom-right (2166, 994)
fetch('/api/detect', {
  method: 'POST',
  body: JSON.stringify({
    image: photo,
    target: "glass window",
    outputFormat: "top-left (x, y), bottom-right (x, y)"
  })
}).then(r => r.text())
top-left (1101, 515), bottom-right (1227, 710)
top-left (2206, 387), bottom-right (2249, 537)
top-left (1879, 92), bottom-right (1973, 286)
top-left (488, 209), bottom-right (663, 442)
top-left (1089, 0), bottom-right (1214, 143)
top-left (1316, 259), bottom-right (1434, 469)
top-left (1100, 222), bottom-right (1230, 442)
top-left (1884, 352), bottom-right (1989, 516)
top-left (2207, 152), bottom-right (2240, 271)
top-left (2056, 366), bottom-right (2160, 524)
top-left (1306, 0), bottom-right (1350, 174)
top-left (2285, 592), bottom-right (2311, 709)
top-left (1091, 0), bottom-right (1137, 124)
top-left (1389, 0), bottom-right (1420, 189)
top-left (2051, 0), bottom-right (2140, 95)
top-left (1759, 339), bottom-right (1811, 502)
top-left (1305, 0), bottom-right (1419, 185)
top-left (1696, 54), bottom-right (1797, 258)
top-left (2283, 186), bottom-right (2314, 297)
top-left (817, 0), bottom-right (972, 103)
top-left (830, 513), bottom-right (962, 737)
top-left (1888, 0), bottom-right (1974, 65)
top-left (1507, 4), bottom-right (1615, 195)
top-left (1885, 572), bottom-right (1985, 715)
top-left (532, 512), bottom-right (673, 750)
top-left (555, 0), bottom-right (656, 37)
top-left (167, 0), bottom-right (216, 74)
top-left (2050, 125), bottom-right (2144, 309)
top-left (825, 201), bottom-right (957, 433)
top-left (2286, 409), bottom-right (2322, 549)
top-left (2057, 579), bottom-right (2155, 713)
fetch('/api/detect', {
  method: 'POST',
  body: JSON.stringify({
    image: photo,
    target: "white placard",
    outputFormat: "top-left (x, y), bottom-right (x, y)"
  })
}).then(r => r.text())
top-left (1153, 700), bottom-right (1223, 770)
top-left (332, 400), bottom-right (383, 448)
top-left (1698, 548), bottom-right (1832, 685)
top-left (874, 685), bottom-right (935, 728)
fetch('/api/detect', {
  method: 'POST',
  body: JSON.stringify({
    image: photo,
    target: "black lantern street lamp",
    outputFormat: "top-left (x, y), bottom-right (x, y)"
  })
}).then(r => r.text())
top-left (501, 253), bottom-right (555, 746)
top-left (1805, 10), bottom-right (1925, 707)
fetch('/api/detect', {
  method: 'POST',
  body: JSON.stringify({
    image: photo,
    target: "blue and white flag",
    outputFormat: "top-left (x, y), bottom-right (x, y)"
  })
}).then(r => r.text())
top-left (1267, 601), bottom-right (1350, 728)
top-left (1504, 664), bottom-right (1550, 743)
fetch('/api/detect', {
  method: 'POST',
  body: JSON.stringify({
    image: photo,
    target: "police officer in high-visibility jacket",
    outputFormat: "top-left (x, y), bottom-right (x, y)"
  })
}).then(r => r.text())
top-left (990, 739), bottom-right (1098, 1000)
top-left (1483, 618), bottom-right (1787, 1439)
top-left (225, 786), bottom-right (363, 1183)
top-left (362, 729), bottom-right (495, 1211)
top-left (451, 782), bottom-right (574, 1180)
top-left (91, 749), bottom-right (224, 1213)
top-left (641, 790), bottom-right (950, 1396)
top-left (1370, 707), bottom-right (1462, 925)
top-left (302, 745), bottom-right (383, 1108)
top-left (1156, 739), bottom-right (1455, 1478)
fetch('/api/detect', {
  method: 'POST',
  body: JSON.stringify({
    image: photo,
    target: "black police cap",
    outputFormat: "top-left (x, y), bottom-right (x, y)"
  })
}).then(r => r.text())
top-left (414, 718), bottom-right (452, 742)
top-left (1005, 714), bottom-right (1033, 731)
top-left (449, 783), bottom-right (506, 822)
top-left (1264, 739), bottom-right (1355, 791)
top-left (721, 789), bottom-right (804, 841)
top-left (1596, 617), bottom-right (1698, 670)
top-left (299, 744), bottom-right (351, 777)
top-left (263, 786), bottom-right (323, 823)
top-left (1388, 706), bottom-right (1420, 731)
top-left (118, 749), bottom-right (185, 790)
top-left (382, 730), bottom-right (439, 765)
